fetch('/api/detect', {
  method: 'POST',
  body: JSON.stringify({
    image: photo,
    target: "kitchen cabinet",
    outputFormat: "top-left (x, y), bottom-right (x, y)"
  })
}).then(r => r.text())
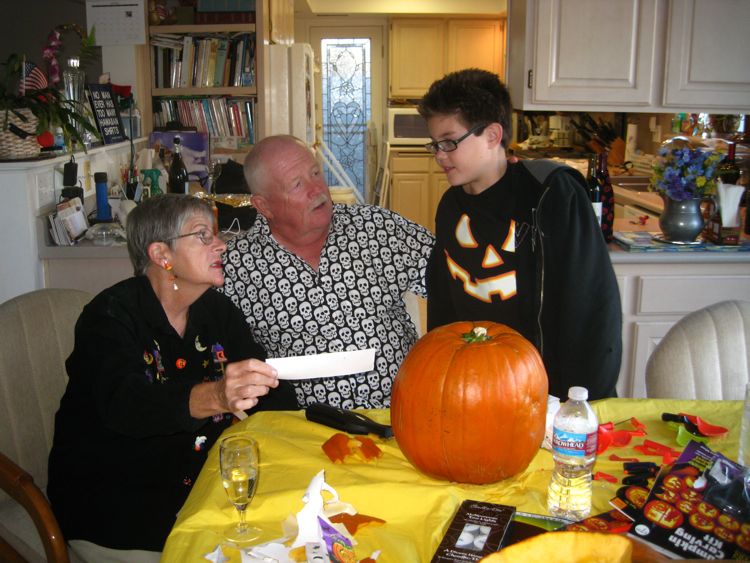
top-left (388, 148), bottom-right (450, 232)
top-left (446, 20), bottom-right (505, 77)
top-left (389, 18), bottom-right (505, 98)
top-left (612, 253), bottom-right (750, 398)
top-left (662, 0), bottom-right (750, 110)
top-left (508, 0), bottom-right (663, 111)
top-left (389, 20), bottom-right (445, 99)
top-left (508, 0), bottom-right (750, 113)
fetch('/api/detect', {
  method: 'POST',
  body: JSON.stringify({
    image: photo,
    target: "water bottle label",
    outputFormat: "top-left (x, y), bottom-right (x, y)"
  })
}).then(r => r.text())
top-left (552, 427), bottom-right (597, 457)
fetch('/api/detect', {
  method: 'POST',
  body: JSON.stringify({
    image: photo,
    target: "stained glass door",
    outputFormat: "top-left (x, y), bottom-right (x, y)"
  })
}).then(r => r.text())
top-left (310, 26), bottom-right (384, 203)
top-left (320, 39), bottom-right (370, 199)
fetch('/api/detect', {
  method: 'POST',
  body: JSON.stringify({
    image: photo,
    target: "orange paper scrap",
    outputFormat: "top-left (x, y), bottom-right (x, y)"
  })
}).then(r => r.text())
top-left (330, 512), bottom-right (386, 535)
top-left (322, 433), bottom-right (383, 464)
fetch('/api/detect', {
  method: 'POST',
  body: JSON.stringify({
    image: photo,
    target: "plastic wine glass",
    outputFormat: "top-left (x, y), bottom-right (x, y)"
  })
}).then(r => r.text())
top-left (219, 435), bottom-right (261, 544)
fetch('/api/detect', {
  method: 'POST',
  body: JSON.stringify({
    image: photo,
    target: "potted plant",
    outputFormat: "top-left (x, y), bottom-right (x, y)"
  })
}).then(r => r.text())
top-left (0, 24), bottom-right (101, 159)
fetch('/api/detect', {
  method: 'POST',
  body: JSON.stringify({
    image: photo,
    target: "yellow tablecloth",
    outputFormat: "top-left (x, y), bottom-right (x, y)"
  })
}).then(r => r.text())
top-left (161, 399), bottom-right (742, 562)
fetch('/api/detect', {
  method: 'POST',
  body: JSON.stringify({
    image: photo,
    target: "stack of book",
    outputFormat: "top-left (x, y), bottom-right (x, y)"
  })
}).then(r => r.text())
top-left (195, 0), bottom-right (255, 24)
top-left (153, 97), bottom-right (255, 143)
top-left (613, 231), bottom-right (750, 252)
top-left (152, 32), bottom-right (255, 89)
top-left (49, 197), bottom-right (88, 246)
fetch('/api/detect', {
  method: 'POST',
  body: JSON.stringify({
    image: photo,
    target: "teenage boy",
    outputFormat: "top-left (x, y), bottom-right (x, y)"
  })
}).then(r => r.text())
top-left (418, 68), bottom-right (621, 400)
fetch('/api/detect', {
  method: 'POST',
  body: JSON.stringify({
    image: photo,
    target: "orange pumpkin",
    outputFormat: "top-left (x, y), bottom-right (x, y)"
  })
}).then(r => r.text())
top-left (391, 321), bottom-right (548, 484)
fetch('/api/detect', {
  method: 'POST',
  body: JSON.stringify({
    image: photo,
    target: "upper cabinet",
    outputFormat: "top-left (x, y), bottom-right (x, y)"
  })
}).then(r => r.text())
top-left (662, 0), bottom-right (750, 110)
top-left (389, 18), bottom-right (506, 99)
top-left (508, 0), bottom-right (662, 111)
top-left (389, 20), bottom-right (446, 98)
top-left (446, 20), bottom-right (505, 77)
top-left (508, 0), bottom-right (750, 113)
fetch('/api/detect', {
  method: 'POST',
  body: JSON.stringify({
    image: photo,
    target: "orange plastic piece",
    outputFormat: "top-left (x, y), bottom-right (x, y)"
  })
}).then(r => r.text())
top-left (321, 433), bottom-right (383, 464)
top-left (594, 471), bottom-right (618, 483)
top-left (330, 512), bottom-right (386, 535)
top-left (288, 545), bottom-right (307, 562)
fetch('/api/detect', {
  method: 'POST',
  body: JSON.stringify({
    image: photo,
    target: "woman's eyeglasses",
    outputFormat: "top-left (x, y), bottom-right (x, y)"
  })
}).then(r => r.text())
top-left (424, 123), bottom-right (487, 154)
top-left (164, 228), bottom-right (222, 246)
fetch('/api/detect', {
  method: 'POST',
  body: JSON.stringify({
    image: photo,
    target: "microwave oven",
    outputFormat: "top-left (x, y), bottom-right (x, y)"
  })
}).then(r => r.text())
top-left (387, 107), bottom-right (431, 146)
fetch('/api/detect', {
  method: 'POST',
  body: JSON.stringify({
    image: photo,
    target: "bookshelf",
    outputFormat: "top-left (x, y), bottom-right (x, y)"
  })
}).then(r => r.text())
top-left (143, 1), bottom-right (268, 145)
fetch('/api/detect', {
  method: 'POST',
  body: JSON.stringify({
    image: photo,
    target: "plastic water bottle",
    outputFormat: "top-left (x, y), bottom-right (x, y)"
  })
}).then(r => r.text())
top-left (547, 386), bottom-right (598, 521)
top-left (94, 172), bottom-right (112, 222)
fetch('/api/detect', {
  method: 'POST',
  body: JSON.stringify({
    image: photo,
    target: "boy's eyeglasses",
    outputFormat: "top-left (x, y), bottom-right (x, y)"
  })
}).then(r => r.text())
top-left (424, 123), bottom-right (487, 154)
top-left (164, 228), bottom-right (222, 246)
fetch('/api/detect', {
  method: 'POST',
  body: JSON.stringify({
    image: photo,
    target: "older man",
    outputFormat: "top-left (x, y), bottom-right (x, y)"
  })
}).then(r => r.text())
top-left (221, 135), bottom-right (435, 409)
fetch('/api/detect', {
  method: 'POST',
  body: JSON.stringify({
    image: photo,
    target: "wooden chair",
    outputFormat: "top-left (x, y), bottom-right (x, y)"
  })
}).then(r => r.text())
top-left (0, 288), bottom-right (92, 562)
top-left (0, 452), bottom-right (68, 563)
top-left (646, 300), bottom-right (750, 400)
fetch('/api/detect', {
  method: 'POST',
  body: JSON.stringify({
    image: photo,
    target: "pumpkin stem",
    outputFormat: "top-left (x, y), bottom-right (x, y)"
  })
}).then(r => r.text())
top-left (462, 327), bottom-right (491, 343)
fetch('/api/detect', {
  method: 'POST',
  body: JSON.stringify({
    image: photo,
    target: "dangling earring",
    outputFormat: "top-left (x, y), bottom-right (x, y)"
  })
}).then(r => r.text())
top-left (164, 262), bottom-right (178, 290)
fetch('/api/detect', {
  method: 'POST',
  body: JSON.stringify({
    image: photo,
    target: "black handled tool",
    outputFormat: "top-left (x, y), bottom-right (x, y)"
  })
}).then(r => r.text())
top-left (661, 412), bottom-right (702, 436)
top-left (305, 402), bottom-right (393, 438)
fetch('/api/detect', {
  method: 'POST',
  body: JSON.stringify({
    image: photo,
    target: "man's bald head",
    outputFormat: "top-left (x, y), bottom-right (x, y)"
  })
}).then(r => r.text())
top-left (243, 135), bottom-right (310, 196)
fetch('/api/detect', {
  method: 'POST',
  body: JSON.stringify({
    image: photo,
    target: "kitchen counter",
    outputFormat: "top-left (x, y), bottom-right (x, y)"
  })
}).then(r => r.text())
top-left (609, 217), bottom-right (750, 262)
top-left (37, 217), bottom-right (132, 296)
top-left (608, 242), bottom-right (750, 263)
top-left (606, 216), bottom-right (750, 397)
top-left (613, 185), bottom-right (663, 215)
top-left (0, 139), bottom-right (146, 304)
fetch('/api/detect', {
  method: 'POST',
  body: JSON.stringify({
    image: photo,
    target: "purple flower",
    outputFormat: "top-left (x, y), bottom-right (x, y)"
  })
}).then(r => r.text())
top-left (650, 145), bottom-right (722, 201)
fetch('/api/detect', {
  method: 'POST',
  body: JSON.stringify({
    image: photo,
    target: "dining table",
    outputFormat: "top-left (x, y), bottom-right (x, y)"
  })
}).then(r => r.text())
top-left (161, 398), bottom-right (743, 562)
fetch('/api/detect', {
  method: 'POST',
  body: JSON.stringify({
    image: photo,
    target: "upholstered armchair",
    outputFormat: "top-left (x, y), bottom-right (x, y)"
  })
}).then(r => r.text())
top-left (0, 288), bottom-right (91, 562)
top-left (646, 300), bottom-right (750, 400)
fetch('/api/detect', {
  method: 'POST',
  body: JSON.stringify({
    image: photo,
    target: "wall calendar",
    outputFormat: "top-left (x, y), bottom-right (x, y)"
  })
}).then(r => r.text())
top-left (85, 0), bottom-right (146, 46)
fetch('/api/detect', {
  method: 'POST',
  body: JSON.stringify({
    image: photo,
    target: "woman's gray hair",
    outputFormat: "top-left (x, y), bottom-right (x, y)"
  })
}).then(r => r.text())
top-left (126, 194), bottom-right (214, 276)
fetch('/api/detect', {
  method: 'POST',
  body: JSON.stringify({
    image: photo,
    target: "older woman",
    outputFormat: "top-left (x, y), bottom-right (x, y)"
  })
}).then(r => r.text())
top-left (47, 194), bottom-right (296, 562)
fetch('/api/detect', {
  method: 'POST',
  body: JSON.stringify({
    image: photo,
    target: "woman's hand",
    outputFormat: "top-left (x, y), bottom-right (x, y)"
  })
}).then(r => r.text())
top-left (188, 359), bottom-right (280, 418)
top-left (220, 359), bottom-right (280, 412)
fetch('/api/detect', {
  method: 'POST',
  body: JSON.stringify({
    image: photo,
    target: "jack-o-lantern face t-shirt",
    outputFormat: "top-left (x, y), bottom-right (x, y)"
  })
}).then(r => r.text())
top-left (428, 164), bottom-right (536, 342)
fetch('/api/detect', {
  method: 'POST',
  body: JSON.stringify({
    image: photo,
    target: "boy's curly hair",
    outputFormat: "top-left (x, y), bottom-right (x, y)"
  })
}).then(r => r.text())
top-left (418, 68), bottom-right (512, 148)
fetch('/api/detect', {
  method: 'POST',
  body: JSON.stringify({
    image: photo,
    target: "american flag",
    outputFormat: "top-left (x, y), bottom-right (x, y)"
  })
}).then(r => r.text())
top-left (19, 61), bottom-right (48, 96)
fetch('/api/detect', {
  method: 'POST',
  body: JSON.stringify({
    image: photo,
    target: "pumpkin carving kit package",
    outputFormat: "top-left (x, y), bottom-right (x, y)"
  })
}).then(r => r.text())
top-left (626, 440), bottom-right (750, 560)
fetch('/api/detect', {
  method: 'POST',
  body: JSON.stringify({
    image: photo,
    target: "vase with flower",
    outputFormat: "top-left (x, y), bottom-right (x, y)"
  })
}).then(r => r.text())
top-left (649, 138), bottom-right (722, 243)
top-left (43, 23), bottom-right (99, 149)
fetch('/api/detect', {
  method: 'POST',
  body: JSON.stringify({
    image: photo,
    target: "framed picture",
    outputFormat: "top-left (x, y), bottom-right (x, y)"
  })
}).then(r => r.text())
top-left (87, 83), bottom-right (126, 144)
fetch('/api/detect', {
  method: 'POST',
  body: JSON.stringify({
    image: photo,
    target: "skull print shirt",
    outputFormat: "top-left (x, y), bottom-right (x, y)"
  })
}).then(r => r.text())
top-left (222, 204), bottom-right (435, 409)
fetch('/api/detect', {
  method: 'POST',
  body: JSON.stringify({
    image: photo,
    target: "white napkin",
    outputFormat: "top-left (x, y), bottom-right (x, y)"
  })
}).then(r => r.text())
top-left (717, 180), bottom-right (745, 227)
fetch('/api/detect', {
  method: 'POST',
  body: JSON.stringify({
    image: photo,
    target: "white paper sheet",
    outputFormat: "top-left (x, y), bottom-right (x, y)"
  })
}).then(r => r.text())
top-left (232, 349), bottom-right (376, 420)
top-left (267, 349), bottom-right (376, 381)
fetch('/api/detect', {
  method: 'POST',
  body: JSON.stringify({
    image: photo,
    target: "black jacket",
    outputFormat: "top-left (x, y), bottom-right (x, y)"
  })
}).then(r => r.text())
top-left (47, 277), bottom-right (296, 551)
top-left (427, 160), bottom-right (622, 399)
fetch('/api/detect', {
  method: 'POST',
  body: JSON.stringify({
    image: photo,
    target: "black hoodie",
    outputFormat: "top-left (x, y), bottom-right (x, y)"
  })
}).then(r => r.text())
top-left (427, 160), bottom-right (622, 400)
